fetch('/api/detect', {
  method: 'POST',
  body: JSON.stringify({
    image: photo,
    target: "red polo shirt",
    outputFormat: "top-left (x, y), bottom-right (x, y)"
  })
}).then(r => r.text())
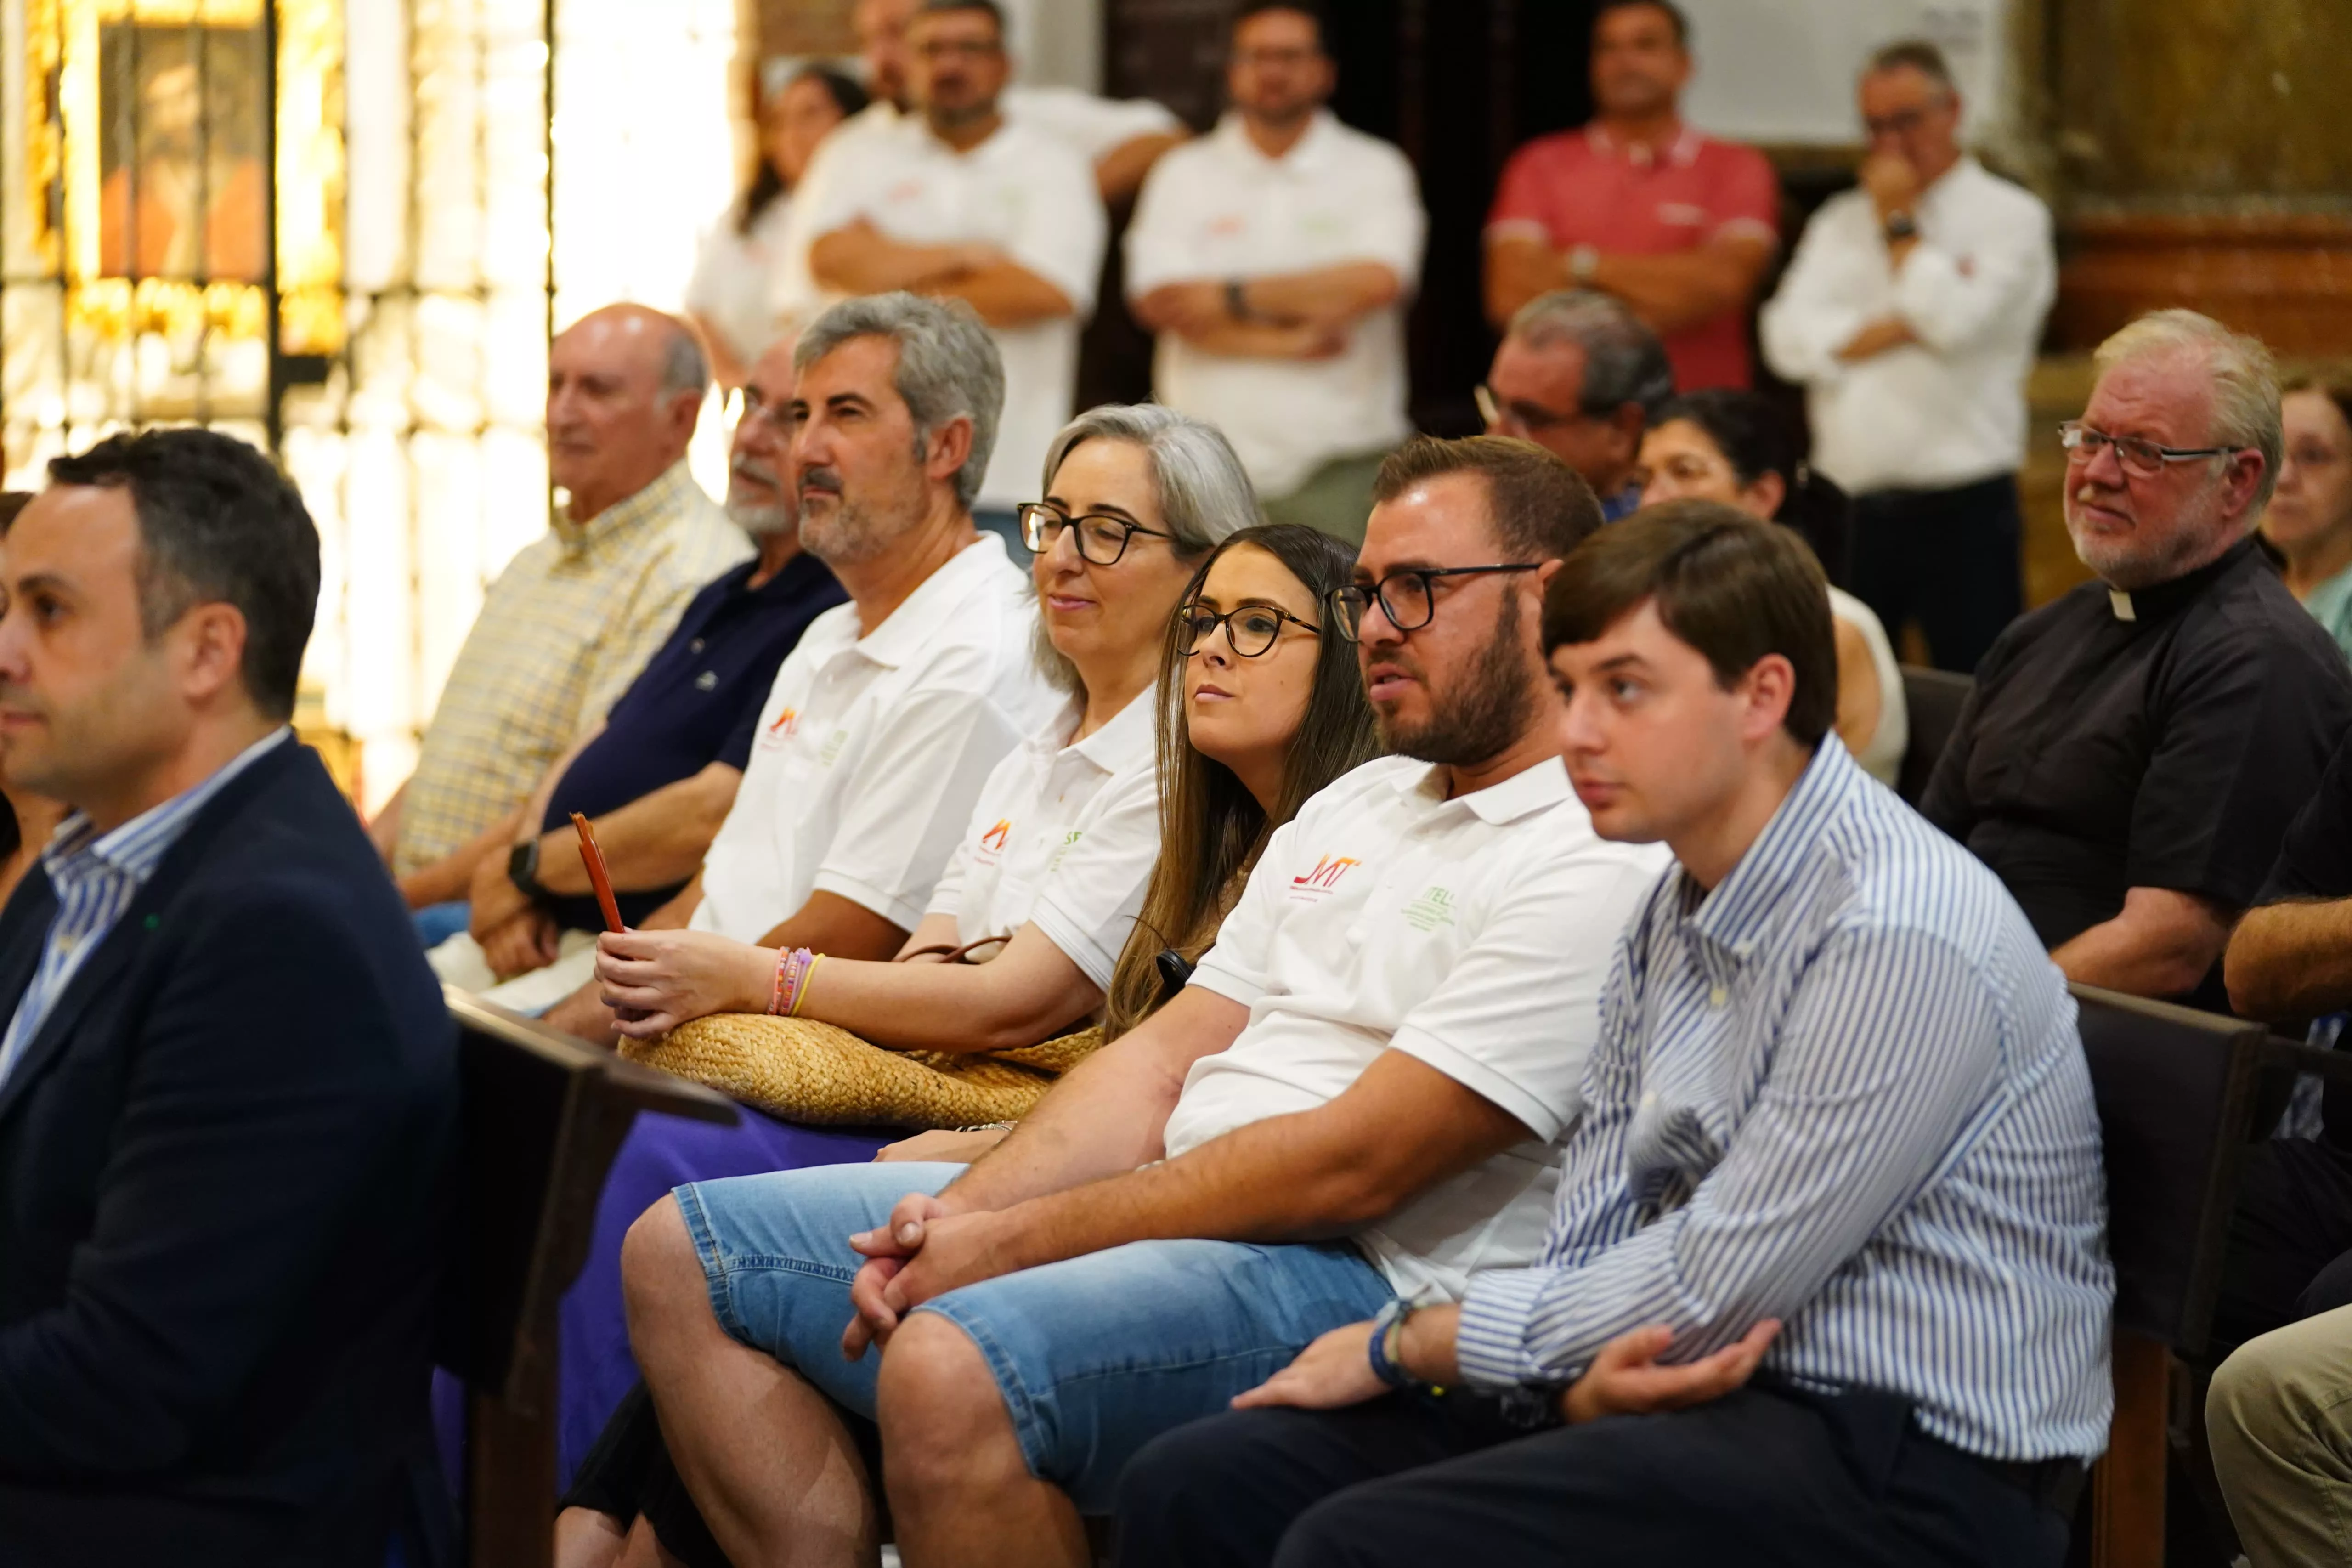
top-left (1488, 123), bottom-right (1779, 391)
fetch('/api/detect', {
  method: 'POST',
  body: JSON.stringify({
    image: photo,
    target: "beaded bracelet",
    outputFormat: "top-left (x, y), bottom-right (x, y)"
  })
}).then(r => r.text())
top-left (769, 946), bottom-right (816, 1015)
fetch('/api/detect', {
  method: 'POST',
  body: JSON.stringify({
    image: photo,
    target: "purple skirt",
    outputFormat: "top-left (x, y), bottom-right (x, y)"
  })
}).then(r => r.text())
top-left (434, 1104), bottom-right (889, 1494)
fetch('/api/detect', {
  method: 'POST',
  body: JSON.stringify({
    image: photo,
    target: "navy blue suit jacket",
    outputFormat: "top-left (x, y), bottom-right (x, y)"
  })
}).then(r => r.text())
top-left (0, 741), bottom-right (457, 1565)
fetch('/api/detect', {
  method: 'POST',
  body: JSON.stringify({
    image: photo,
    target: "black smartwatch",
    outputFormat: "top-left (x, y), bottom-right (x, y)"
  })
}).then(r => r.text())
top-left (1883, 210), bottom-right (1919, 243)
top-left (507, 837), bottom-right (551, 902)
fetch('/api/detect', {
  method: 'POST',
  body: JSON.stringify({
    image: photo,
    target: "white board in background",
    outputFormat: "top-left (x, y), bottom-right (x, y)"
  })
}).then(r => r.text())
top-left (1676, 0), bottom-right (2010, 147)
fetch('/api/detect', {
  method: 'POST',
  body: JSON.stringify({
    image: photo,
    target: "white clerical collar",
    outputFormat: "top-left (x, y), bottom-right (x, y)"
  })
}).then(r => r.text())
top-left (2108, 589), bottom-right (2136, 622)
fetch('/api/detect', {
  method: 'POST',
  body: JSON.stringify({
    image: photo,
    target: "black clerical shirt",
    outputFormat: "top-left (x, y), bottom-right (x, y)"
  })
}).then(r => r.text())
top-left (1922, 536), bottom-right (2352, 1011)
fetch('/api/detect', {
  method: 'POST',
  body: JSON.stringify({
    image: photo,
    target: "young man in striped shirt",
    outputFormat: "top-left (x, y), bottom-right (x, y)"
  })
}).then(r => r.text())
top-left (1116, 501), bottom-right (2114, 1568)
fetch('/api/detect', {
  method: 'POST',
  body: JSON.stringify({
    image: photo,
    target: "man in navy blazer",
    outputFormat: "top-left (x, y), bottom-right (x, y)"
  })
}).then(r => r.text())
top-left (0, 429), bottom-right (457, 1564)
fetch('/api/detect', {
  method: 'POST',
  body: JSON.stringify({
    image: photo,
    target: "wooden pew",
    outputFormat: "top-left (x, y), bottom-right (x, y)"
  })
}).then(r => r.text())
top-left (434, 986), bottom-right (737, 1568)
top-left (2072, 984), bottom-right (2270, 1568)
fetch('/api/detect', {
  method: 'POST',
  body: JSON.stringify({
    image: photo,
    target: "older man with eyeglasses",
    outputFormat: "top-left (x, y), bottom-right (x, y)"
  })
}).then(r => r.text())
top-left (1921, 309), bottom-right (2352, 1016)
top-left (1479, 289), bottom-right (1674, 524)
top-left (1761, 38), bottom-right (2054, 673)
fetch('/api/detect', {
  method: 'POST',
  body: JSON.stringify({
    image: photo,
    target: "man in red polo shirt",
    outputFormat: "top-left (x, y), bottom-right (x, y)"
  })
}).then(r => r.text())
top-left (1484, 0), bottom-right (1778, 392)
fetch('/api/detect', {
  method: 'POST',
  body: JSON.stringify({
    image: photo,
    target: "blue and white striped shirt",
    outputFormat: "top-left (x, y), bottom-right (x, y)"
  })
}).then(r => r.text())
top-left (1455, 740), bottom-right (2115, 1460)
top-left (0, 728), bottom-right (292, 1088)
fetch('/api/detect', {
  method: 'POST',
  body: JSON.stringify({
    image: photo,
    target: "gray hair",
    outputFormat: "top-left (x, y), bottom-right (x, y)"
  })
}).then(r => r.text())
top-left (659, 319), bottom-right (712, 401)
top-left (1041, 404), bottom-right (1259, 558)
top-left (1505, 289), bottom-right (1675, 420)
top-left (1029, 403), bottom-right (1260, 693)
top-left (1865, 38), bottom-right (1957, 94)
top-left (2095, 308), bottom-right (2284, 510)
top-left (796, 292), bottom-right (1006, 511)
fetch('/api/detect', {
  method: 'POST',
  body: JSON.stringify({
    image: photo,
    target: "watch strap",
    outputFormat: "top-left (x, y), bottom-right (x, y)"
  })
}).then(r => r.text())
top-left (507, 838), bottom-right (550, 902)
top-left (1366, 1298), bottom-right (1417, 1391)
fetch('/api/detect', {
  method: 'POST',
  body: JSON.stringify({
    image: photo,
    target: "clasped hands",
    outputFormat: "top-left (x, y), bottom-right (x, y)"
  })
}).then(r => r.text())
top-left (1233, 1313), bottom-right (1780, 1426)
top-left (838, 1189), bottom-right (1021, 1360)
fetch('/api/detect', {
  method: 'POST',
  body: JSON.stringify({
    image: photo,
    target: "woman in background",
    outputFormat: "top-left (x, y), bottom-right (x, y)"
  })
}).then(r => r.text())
top-left (1636, 389), bottom-right (1909, 787)
top-left (2264, 379), bottom-right (2352, 665)
top-left (684, 63), bottom-right (867, 386)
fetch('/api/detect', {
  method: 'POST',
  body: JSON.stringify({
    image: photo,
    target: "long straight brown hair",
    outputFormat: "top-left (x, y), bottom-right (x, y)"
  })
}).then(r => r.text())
top-left (1101, 524), bottom-right (1380, 1040)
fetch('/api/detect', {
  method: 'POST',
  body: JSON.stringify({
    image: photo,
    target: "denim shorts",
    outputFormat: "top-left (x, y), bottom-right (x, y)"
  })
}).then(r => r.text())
top-left (673, 1162), bottom-right (1395, 1513)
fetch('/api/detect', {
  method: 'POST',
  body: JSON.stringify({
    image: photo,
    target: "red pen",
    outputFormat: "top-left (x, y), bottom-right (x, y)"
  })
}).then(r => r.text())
top-left (571, 812), bottom-right (626, 934)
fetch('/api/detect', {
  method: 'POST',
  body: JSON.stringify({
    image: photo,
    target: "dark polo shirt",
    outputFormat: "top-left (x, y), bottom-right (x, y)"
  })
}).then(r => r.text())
top-left (542, 550), bottom-right (845, 930)
top-left (1922, 536), bottom-right (2352, 1012)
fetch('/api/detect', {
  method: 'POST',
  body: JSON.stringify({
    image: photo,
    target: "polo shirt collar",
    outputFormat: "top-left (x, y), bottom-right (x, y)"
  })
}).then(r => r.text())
top-left (1069, 685), bottom-right (1157, 774)
top-left (2103, 535), bottom-right (2258, 624)
top-left (1587, 119), bottom-right (1698, 169)
top-left (1679, 740), bottom-right (1858, 953)
top-left (1214, 108), bottom-right (1339, 172)
top-left (558, 459), bottom-right (697, 557)
top-left (1393, 754), bottom-right (1573, 825)
top-left (853, 532), bottom-right (1015, 669)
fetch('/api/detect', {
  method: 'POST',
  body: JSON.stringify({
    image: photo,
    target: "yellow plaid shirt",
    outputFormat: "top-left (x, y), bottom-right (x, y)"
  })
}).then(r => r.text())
top-left (392, 461), bottom-right (751, 874)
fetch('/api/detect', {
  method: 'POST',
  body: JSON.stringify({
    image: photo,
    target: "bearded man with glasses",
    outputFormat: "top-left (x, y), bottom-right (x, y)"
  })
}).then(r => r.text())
top-left (1921, 309), bottom-right (2352, 1016)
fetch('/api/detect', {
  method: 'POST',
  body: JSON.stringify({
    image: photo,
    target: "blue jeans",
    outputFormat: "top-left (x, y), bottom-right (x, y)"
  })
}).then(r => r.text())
top-left (675, 1162), bottom-right (1395, 1513)
top-left (412, 900), bottom-right (470, 949)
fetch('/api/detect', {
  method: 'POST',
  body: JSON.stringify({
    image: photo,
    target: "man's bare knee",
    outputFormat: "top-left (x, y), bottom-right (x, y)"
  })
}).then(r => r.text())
top-left (877, 1313), bottom-right (1012, 1478)
top-left (621, 1194), bottom-right (705, 1342)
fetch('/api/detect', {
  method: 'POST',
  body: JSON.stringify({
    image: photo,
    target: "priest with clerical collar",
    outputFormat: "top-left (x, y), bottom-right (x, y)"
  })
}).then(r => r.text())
top-left (1922, 308), bottom-right (2352, 1015)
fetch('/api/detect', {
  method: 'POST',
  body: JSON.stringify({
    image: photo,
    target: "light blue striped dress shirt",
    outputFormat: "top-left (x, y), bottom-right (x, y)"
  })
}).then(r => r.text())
top-left (1455, 740), bottom-right (2115, 1461)
top-left (0, 728), bottom-right (292, 1088)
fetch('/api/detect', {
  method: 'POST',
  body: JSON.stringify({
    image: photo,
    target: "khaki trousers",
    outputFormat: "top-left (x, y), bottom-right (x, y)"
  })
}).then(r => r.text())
top-left (2208, 1301), bottom-right (2352, 1565)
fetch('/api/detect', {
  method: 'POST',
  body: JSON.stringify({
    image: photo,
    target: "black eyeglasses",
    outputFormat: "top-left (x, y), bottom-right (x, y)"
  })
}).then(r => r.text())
top-left (1176, 602), bottom-right (1320, 659)
top-left (1329, 564), bottom-right (1540, 643)
top-left (1019, 502), bottom-right (1175, 566)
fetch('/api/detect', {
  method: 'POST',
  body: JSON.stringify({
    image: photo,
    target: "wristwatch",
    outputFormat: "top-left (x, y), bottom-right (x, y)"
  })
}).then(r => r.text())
top-left (1567, 243), bottom-right (1600, 284)
top-left (1883, 210), bottom-right (1920, 243)
top-left (507, 837), bottom-right (552, 902)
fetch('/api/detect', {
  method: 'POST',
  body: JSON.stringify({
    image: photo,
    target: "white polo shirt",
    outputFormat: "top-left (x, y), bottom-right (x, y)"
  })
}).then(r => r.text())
top-left (1125, 111), bottom-right (1426, 500)
top-left (1171, 755), bottom-right (1670, 1300)
top-left (788, 111), bottom-right (1107, 511)
top-left (925, 689), bottom-right (1159, 986)
top-left (693, 535), bottom-right (1064, 940)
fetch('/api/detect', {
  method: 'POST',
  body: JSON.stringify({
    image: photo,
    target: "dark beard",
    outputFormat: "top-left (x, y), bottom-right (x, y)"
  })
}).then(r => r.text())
top-left (1375, 595), bottom-right (1538, 767)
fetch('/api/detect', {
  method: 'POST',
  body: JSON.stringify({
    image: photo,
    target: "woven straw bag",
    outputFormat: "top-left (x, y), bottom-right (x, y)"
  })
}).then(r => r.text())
top-left (618, 1015), bottom-right (1104, 1130)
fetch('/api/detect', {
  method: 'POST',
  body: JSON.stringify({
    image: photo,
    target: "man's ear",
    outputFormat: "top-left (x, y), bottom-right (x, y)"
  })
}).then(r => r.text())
top-left (923, 415), bottom-right (977, 493)
top-left (2222, 450), bottom-right (2269, 525)
top-left (663, 389), bottom-right (705, 445)
top-left (173, 601), bottom-right (251, 708)
top-left (1739, 652), bottom-right (1797, 744)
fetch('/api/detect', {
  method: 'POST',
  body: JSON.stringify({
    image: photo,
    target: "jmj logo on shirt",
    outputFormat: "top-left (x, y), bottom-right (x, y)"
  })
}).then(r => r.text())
top-left (1401, 886), bottom-right (1457, 932)
top-left (1290, 855), bottom-right (1360, 899)
top-left (975, 819), bottom-right (1012, 864)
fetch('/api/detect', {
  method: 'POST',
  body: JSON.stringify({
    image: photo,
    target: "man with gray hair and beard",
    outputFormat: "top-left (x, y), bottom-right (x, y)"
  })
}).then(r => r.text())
top-left (426, 334), bottom-right (848, 1008)
top-left (537, 292), bottom-right (1063, 1042)
top-left (1923, 308), bottom-right (2352, 1014)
